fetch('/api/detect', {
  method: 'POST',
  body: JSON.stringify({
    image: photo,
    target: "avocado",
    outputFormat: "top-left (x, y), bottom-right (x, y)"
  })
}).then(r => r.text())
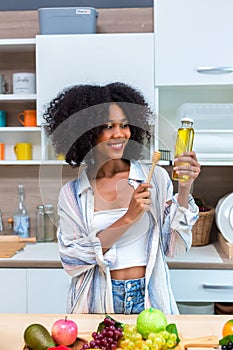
top-left (24, 323), bottom-right (55, 350)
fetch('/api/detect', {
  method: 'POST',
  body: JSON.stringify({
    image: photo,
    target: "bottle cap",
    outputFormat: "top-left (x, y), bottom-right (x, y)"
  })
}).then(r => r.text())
top-left (181, 117), bottom-right (194, 124)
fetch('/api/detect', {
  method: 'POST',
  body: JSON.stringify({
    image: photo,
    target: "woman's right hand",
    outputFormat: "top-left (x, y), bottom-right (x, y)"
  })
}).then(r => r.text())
top-left (125, 183), bottom-right (151, 223)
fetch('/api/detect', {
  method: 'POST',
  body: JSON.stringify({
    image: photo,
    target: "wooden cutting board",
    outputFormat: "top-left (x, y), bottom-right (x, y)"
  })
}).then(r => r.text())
top-left (0, 242), bottom-right (26, 258)
top-left (23, 334), bottom-right (219, 350)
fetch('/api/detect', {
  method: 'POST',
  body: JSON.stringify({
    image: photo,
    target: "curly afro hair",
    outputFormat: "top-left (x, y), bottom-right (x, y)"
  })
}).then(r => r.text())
top-left (43, 82), bottom-right (153, 167)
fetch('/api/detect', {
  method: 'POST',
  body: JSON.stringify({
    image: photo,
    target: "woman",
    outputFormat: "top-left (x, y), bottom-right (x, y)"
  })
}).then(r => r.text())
top-left (44, 82), bottom-right (201, 314)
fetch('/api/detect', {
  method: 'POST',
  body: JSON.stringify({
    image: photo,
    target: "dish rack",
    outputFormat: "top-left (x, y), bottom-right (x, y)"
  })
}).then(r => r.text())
top-left (176, 103), bottom-right (233, 163)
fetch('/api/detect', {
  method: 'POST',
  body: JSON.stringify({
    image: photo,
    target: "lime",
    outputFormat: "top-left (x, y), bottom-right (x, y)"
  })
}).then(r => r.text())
top-left (136, 307), bottom-right (167, 339)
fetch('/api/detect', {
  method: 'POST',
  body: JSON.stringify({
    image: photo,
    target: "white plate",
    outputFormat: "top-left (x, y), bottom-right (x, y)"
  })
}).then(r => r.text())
top-left (215, 193), bottom-right (233, 243)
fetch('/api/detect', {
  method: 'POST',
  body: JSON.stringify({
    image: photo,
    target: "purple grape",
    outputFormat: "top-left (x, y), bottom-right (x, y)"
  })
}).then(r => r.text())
top-left (90, 340), bottom-right (96, 347)
top-left (107, 330), bottom-right (114, 337)
top-left (102, 338), bottom-right (108, 346)
top-left (102, 329), bottom-right (107, 336)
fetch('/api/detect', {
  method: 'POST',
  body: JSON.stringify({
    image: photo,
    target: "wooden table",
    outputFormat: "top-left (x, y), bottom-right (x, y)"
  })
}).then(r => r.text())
top-left (0, 313), bottom-right (230, 350)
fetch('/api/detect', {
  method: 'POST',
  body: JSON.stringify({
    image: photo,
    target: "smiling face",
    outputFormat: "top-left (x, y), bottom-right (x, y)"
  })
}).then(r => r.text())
top-left (94, 103), bottom-right (131, 162)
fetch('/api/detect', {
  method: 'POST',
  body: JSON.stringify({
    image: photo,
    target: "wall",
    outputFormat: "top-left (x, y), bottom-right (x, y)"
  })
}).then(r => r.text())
top-left (0, 0), bottom-right (153, 11)
top-left (0, 8), bottom-right (153, 38)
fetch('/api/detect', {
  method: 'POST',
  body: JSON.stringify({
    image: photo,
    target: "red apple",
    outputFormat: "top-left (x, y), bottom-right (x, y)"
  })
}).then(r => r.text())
top-left (51, 316), bottom-right (78, 346)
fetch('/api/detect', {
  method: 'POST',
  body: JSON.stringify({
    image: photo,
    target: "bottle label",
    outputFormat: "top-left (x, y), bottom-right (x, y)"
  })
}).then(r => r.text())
top-left (13, 216), bottom-right (29, 238)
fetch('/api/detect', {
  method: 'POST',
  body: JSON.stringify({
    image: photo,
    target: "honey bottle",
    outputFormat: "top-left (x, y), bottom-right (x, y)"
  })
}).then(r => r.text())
top-left (172, 117), bottom-right (194, 182)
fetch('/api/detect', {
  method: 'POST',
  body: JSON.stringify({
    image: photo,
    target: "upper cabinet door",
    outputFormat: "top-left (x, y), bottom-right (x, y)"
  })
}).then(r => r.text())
top-left (36, 33), bottom-right (154, 125)
top-left (155, 0), bottom-right (233, 86)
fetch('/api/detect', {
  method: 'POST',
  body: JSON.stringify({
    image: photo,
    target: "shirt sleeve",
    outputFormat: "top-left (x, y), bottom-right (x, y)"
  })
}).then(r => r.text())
top-left (160, 172), bottom-right (199, 258)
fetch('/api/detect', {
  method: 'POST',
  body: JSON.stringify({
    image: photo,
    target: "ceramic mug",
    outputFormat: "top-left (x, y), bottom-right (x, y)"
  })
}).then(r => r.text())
top-left (13, 72), bottom-right (36, 94)
top-left (0, 110), bottom-right (6, 127)
top-left (0, 143), bottom-right (4, 160)
top-left (0, 74), bottom-right (9, 94)
top-left (18, 110), bottom-right (37, 127)
top-left (14, 143), bottom-right (32, 160)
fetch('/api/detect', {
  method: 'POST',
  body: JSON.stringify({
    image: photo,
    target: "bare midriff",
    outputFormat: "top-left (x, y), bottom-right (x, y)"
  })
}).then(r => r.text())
top-left (110, 265), bottom-right (146, 280)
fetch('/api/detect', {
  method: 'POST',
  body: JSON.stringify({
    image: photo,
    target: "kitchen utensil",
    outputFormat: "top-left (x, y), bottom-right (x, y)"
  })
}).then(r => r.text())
top-left (0, 143), bottom-right (5, 160)
top-left (0, 242), bottom-right (26, 258)
top-left (18, 109), bottom-right (37, 127)
top-left (215, 192), bottom-right (233, 243)
top-left (0, 235), bottom-right (36, 243)
top-left (13, 72), bottom-right (36, 94)
top-left (14, 142), bottom-right (32, 160)
top-left (177, 335), bottom-right (219, 350)
top-left (146, 151), bottom-right (161, 183)
top-left (0, 110), bottom-right (6, 126)
top-left (0, 74), bottom-right (9, 94)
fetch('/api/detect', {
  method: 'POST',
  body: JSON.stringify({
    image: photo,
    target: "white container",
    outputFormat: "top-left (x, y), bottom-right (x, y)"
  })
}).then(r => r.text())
top-left (177, 302), bottom-right (215, 315)
top-left (13, 72), bottom-right (36, 94)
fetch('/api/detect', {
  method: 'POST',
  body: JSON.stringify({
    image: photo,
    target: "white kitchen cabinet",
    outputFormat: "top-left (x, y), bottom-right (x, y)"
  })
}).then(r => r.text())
top-left (154, 0), bottom-right (233, 165)
top-left (36, 33), bottom-right (156, 160)
top-left (0, 38), bottom-right (39, 165)
top-left (155, 0), bottom-right (233, 86)
top-left (0, 269), bottom-right (27, 313)
top-left (170, 269), bottom-right (233, 302)
top-left (27, 268), bottom-right (71, 313)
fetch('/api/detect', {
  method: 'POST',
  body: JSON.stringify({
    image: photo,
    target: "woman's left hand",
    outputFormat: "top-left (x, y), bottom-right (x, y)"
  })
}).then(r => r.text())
top-left (173, 151), bottom-right (201, 187)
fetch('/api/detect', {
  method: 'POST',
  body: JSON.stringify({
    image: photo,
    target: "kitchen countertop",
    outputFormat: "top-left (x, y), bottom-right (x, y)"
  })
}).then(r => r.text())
top-left (0, 240), bottom-right (232, 269)
top-left (0, 313), bottom-right (230, 350)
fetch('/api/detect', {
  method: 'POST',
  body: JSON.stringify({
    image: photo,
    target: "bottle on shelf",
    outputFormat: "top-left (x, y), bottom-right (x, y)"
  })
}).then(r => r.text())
top-left (172, 117), bottom-right (194, 182)
top-left (7, 218), bottom-right (14, 235)
top-left (13, 184), bottom-right (30, 238)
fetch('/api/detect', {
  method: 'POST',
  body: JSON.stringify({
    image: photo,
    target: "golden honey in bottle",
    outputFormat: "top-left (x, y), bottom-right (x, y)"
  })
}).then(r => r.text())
top-left (172, 117), bottom-right (194, 181)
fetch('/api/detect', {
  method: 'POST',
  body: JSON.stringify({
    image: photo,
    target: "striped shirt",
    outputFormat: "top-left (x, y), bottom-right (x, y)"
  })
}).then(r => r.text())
top-left (57, 160), bottom-right (199, 314)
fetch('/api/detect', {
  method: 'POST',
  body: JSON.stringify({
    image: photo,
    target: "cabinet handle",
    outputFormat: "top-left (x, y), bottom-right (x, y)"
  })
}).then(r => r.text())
top-left (197, 66), bottom-right (233, 74)
top-left (203, 283), bottom-right (233, 290)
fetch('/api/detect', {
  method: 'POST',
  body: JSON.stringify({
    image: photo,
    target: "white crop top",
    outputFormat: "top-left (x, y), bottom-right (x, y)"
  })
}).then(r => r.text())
top-left (93, 208), bottom-right (150, 270)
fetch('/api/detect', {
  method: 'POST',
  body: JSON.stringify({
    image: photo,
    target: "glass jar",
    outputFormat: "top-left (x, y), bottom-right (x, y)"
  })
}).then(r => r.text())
top-left (44, 204), bottom-right (55, 242)
top-left (36, 205), bottom-right (45, 242)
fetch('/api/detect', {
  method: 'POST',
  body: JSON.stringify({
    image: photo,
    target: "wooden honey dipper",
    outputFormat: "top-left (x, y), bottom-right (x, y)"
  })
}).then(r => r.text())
top-left (146, 151), bottom-right (161, 184)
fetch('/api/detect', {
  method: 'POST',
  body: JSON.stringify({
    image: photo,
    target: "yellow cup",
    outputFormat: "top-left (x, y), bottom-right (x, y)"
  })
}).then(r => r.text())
top-left (14, 143), bottom-right (32, 160)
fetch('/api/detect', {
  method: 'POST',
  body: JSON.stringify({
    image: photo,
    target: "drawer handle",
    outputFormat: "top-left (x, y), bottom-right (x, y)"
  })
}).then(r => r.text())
top-left (197, 66), bottom-right (233, 74)
top-left (203, 283), bottom-right (233, 290)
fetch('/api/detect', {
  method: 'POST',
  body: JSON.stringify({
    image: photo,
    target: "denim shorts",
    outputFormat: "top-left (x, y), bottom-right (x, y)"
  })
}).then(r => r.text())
top-left (111, 277), bottom-right (145, 314)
